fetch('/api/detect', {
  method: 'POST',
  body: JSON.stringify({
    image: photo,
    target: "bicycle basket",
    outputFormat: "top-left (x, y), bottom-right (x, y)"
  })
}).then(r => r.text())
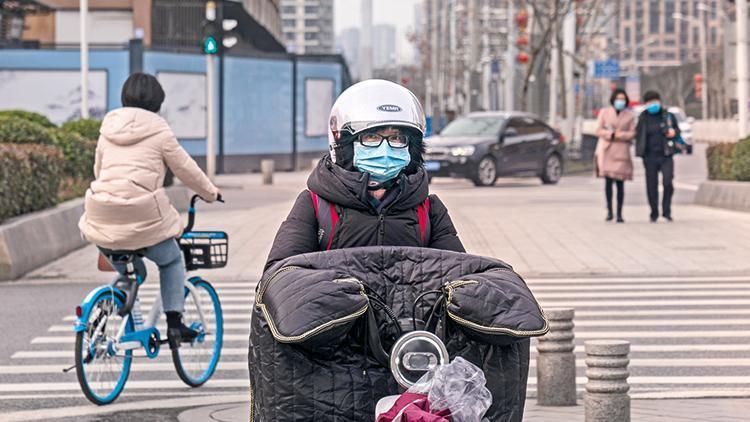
top-left (179, 231), bottom-right (228, 270)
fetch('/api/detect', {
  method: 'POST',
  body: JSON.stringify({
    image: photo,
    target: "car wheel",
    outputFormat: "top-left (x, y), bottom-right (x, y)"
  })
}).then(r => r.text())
top-left (541, 154), bottom-right (562, 184)
top-left (472, 156), bottom-right (497, 187)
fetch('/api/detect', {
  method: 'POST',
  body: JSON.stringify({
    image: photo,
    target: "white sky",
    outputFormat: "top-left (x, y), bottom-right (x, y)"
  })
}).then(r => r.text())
top-left (334, 0), bottom-right (420, 63)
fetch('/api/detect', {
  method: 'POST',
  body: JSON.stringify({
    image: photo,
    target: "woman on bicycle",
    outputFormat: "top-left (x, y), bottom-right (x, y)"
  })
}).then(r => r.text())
top-left (79, 72), bottom-right (220, 348)
top-left (265, 79), bottom-right (464, 270)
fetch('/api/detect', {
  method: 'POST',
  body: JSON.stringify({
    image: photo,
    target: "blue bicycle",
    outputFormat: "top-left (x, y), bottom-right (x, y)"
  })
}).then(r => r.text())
top-left (72, 194), bottom-right (227, 405)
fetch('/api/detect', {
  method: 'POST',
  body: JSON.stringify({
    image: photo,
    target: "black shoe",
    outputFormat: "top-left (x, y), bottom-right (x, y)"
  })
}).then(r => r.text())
top-left (617, 216), bottom-right (625, 223)
top-left (663, 215), bottom-right (673, 222)
top-left (650, 215), bottom-right (658, 223)
top-left (606, 211), bottom-right (614, 222)
top-left (166, 311), bottom-right (199, 349)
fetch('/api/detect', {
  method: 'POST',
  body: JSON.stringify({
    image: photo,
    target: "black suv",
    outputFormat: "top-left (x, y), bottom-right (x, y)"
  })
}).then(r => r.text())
top-left (424, 112), bottom-right (566, 186)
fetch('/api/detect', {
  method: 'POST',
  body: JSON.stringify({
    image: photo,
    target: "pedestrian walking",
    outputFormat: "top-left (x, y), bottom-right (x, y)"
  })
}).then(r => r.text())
top-left (635, 90), bottom-right (681, 222)
top-left (595, 88), bottom-right (635, 223)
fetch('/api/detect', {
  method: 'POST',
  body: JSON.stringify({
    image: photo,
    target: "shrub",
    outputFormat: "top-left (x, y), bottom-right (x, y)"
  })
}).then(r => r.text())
top-left (0, 143), bottom-right (64, 222)
top-left (731, 138), bottom-right (750, 181)
top-left (0, 115), bottom-right (54, 145)
top-left (0, 109), bottom-right (55, 128)
top-left (48, 128), bottom-right (97, 179)
top-left (706, 143), bottom-right (736, 181)
top-left (62, 118), bottom-right (102, 141)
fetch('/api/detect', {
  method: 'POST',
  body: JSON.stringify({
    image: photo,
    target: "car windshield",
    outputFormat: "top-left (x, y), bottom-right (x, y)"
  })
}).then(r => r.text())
top-left (439, 116), bottom-right (505, 137)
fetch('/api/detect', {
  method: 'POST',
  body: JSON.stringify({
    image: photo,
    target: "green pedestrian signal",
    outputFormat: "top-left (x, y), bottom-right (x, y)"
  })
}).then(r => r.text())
top-left (203, 35), bottom-right (218, 54)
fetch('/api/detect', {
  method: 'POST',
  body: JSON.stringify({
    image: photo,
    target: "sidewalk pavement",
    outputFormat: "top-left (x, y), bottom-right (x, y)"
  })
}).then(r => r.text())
top-left (24, 164), bottom-right (750, 283)
top-left (178, 398), bottom-right (750, 422)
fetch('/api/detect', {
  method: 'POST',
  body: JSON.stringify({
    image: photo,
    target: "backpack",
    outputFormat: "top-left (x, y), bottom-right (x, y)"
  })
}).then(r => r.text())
top-left (309, 191), bottom-right (431, 251)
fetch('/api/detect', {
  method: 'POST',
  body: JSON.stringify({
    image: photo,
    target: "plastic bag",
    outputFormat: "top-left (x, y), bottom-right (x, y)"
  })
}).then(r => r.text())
top-left (406, 357), bottom-right (492, 422)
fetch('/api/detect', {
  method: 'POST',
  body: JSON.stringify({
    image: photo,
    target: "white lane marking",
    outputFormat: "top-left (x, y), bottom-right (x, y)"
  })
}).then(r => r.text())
top-left (629, 390), bottom-right (750, 399)
top-left (538, 299), bottom-right (750, 306)
top-left (13, 344), bottom-right (750, 359)
top-left (63, 314), bottom-right (253, 321)
top-left (31, 334), bottom-right (248, 344)
top-left (2, 377), bottom-right (750, 395)
top-left (573, 319), bottom-right (750, 327)
top-left (6, 358), bottom-right (750, 375)
top-left (526, 276), bottom-right (750, 284)
top-left (535, 290), bottom-right (750, 299)
top-left (530, 283), bottom-right (750, 291)
top-left (0, 391), bottom-right (244, 401)
top-left (575, 309), bottom-right (750, 317)
top-left (1, 393), bottom-right (247, 422)
top-left (139, 296), bottom-right (252, 303)
top-left (0, 361), bottom-right (248, 374)
top-left (47, 323), bottom-right (250, 332)
top-left (674, 182), bottom-right (700, 192)
top-left (12, 347), bottom-right (250, 359)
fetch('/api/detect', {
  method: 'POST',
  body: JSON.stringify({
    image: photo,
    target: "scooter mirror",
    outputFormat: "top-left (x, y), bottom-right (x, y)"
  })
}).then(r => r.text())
top-left (389, 331), bottom-right (449, 389)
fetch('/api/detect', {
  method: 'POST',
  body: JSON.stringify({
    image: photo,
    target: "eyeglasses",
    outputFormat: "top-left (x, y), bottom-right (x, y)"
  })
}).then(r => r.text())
top-left (358, 133), bottom-right (410, 148)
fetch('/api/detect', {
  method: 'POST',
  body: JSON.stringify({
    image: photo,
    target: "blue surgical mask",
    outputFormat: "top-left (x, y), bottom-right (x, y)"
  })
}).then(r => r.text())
top-left (647, 103), bottom-right (661, 114)
top-left (353, 142), bottom-right (411, 183)
top-left (613, 99), bottom-right (626, 111)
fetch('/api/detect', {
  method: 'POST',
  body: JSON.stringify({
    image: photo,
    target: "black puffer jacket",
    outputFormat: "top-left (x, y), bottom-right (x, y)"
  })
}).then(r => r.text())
top-left (249, 247), bottom-right (548, 421)
top-left (265, 155), bottom-right (465, 271)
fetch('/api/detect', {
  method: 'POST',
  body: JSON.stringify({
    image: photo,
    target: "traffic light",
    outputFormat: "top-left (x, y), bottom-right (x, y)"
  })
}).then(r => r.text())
top-left (201, 1), bottom-right (239, 55)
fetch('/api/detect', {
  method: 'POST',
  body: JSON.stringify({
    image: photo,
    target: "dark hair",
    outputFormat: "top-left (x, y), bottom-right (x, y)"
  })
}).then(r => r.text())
top-left (609, 88), bottom-right (629, 106)
top-left (642, 90), bottom-right (661, 103)
top-left (121, 72), bottom-right (165, 112)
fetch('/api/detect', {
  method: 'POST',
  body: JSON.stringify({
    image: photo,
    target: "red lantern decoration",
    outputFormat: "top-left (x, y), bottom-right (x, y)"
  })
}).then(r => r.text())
top-left (694, 73), bottom-right (703, 99)
top-left (515, 10), bottom-right (529, 29)
top-left (516, 36), bottom-right (529, 48)
top-left (517, 52), bottom-right (530, 64)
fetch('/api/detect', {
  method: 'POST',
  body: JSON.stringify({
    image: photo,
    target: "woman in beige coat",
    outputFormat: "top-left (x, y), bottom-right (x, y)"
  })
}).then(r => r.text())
top-left (595, 88), bottom-right (635, 223)
top-left (79, 73), bottom-right (219, 348)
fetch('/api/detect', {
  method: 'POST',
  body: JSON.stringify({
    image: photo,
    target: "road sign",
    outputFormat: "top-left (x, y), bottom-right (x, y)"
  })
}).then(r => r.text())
top-left (593, 59), bottom-right (620, 79)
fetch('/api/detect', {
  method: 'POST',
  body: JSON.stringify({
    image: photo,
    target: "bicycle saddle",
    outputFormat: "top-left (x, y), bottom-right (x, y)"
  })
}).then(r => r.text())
top-left (99, 248), bottom-right (145, 265)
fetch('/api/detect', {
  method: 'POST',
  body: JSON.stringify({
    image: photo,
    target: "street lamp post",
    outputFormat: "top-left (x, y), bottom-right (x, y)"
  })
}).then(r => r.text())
top-left (738, 0), bottom-right (749, 138)
top-left (673, 11), bottom-right (708, 119)
top-left (79, 0), bottom-right (89, 119)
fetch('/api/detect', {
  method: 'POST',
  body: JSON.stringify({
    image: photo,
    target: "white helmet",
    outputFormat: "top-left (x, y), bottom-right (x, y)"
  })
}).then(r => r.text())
top-left (328, 79), bottom-right (426, 163)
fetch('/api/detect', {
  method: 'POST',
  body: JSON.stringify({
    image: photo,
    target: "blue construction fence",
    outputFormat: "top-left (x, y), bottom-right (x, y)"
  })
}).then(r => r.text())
top-left (0, 47), bottom-right (351, 172)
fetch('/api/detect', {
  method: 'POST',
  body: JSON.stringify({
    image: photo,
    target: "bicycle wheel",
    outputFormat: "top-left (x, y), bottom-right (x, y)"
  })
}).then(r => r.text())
top-left (75, 291), bottom-right (134, 405)
top-left (172, 278), bottom-right (223, 387)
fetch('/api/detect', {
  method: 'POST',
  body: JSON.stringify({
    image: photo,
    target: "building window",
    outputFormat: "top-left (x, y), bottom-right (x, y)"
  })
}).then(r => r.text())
top-left (305, 6), bottom-right (319, 14)
top-left (665, 1), bottom-right (675, 33)
top-left (680, 20), bottom-right (688, 43)
top-left (680, 1), bottom-right (687, 13)
top-left (624, 27), bottom-right (631, 44)
top-left (283, 19), bottom-right (295, 28)
top-left (624, 2), bottom-right (630, 20)
top-left (711, 27), bottom-right (717, 45)
top-left (282, 6), bottom-right (296, 14)
top-left (286, 33), bottom-right (295, 41)
top-left (305, 32), bottom-right (317, 40)
top-left (304, 19), bottom-right (318, 27)
top-left (649, 1), bottom-right (660, 34)
top-left (694, 27), bottom-right (699, 45)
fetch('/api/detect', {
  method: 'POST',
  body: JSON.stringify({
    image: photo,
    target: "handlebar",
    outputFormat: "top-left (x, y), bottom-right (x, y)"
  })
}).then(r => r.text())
top-left (184, 193), bottom-right (224, 233)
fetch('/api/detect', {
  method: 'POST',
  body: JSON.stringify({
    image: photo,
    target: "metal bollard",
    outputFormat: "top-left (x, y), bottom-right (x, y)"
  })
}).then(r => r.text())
top-left (585, 340), bottom-right (630, 422)
top-left (261, 159), bottom-right (274, 185)
top-left (536, 308), bottom-right (577, 406)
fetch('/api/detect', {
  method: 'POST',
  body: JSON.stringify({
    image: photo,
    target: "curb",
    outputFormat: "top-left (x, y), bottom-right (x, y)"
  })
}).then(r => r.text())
top-left (695, 180), bottom-right (750, 212)
top-left (0, 186), bottom-right (190, 281)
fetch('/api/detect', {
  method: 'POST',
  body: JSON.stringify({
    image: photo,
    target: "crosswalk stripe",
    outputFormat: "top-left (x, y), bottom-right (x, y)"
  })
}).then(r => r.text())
top-left (2, 376), bottom-right (749, 393)
top-left (47, 323), bottom-right (250, 332)
top-left (12, 348), bottom-right (250, 359)
top-left (529, 284), bottom-right (750, 291)
top-left (0, 362), bottom-right (248, 374)
top-left (538, 299), bottom-right (750, 306)
top-left (575, 309), bottom-right (750, 317)
top-left (47, 319), bottom-right (750, 331)
top-left (31, 334), bottom-right (247, 344)
top-left (6, 358), bottom-right (750, 375)
top-left (536, 291), bottom-right (750, 299)
top-left (525, 276), bottom-right (750, 284)
top-left (62, 314), bottom-right (253, 322)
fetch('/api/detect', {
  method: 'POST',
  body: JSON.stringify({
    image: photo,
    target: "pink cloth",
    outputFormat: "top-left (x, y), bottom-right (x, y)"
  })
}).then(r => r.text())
top-left (377, 393), bottom-right (452, 422)
top-left (594, 106), bottom-right (636, 181)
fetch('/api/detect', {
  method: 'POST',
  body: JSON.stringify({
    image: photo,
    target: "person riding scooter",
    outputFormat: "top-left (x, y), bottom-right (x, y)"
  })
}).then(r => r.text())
top-left (265, 79), bottom-right (464, 271)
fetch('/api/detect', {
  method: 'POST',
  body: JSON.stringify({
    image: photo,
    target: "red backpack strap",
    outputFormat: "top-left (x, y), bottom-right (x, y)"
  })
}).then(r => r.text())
top-left (416, 196), bottom-right (432, 246)
top-left (309, 191), bottom-right (339, 251)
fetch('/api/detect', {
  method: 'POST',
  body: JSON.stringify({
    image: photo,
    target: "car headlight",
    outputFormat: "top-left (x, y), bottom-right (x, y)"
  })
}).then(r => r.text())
top-left (450, 146), bottom-right (476, 157)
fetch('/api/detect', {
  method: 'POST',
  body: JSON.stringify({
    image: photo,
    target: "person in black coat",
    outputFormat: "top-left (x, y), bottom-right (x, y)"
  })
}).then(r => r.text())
top-left (635, 90), bottom-right (681, 222)
top-left (265, 80), bottom-right (464, 271)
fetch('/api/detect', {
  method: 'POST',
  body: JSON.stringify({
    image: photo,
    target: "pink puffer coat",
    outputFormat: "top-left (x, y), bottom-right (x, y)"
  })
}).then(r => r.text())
top-left (594, 107), bottom-right (636, 181)
top-left (79, 108), bottom-right (218, 250)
